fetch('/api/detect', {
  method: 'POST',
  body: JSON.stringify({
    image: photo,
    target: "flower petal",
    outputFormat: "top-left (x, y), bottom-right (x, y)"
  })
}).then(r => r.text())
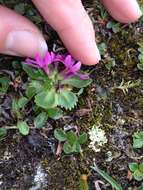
top-left (51, 52), bottom-right (56, 61)
top-left (25, 58), bottom-right (40, 68)
top-left (64, 55), bottom-right (74, 68)
top-left (64, 73), bottom-right (74, 79)
top-left (55, 54), bottom-right (63, 61)
top-left (43, 67), bottom-right (50, 75)
top-left (35, 53), bottom-right (44, 67)
top-left (78, 73), bottom-right (90, 80)
top-left (70, 61), bottom-right (81, 73)
top-left (44, 52), bottom-right (52, 65)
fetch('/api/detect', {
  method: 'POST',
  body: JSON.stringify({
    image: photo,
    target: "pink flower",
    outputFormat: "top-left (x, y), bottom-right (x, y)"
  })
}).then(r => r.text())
top-left (25, 52), bottom-right (55, 74)
top-left (24, 52), bottom-right (89, 80)
top-left (61, 55), bottom-right (89, 79)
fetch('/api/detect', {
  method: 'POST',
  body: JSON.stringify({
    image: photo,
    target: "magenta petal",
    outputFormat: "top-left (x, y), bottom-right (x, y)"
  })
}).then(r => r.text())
top-left (25, 58), bottom-right (37, 65)
top-left (35, 53), bottom-right (44, 67)
top-left (79, 73), bottom-right (89, 80)
top-left (43, 67), bottom-right (50, 75)
top-left (70, 61), bottom-right (81, 73)
top-left (25, 59), bottom-right (40, 68)
top-left (64, 55), bottom-right (73, 68)
top-left (44, 52), bottom-right (51, 65)
top-left (64, 73), bottom-right (74, 79)
top-left (51, 52), bottom-right (56, 61)
top-left (54, 54), bottom-right (65, 63)
top-left (25, 51), bottom-right (86, 78)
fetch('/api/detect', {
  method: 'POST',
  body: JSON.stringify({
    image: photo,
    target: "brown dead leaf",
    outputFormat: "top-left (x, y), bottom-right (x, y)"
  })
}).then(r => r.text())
top-left (127, 170), bottom-right (133, 181)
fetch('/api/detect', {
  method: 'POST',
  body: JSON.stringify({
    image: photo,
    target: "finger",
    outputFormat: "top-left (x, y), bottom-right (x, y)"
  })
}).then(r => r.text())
top-left (32, 0), bottom-right (101, 65)
top-left (101, 0), bottom-right (142, 23)
top-left (0, 5), bottom-right (48, 57)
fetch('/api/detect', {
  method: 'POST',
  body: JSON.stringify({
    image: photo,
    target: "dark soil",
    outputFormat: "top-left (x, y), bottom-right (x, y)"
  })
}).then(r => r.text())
top-left (0, 0), bottom-right (143, 189)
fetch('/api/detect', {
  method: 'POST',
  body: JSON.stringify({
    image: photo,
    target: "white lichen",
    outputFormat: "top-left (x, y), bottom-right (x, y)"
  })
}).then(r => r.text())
top-left (30, 164), bottom-right (47, 190)
top-left (88, 125), bottom-right (107, 152)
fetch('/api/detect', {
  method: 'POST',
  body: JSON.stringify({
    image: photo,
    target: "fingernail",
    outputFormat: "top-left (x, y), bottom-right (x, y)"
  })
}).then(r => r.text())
top-left (5, 30), bottom-right (48, 57)
top-left (95, 44), bottom-right (101, 62)
top-left (86, 43), bottom-right (101, 65)
top-left (133, 0), bottom-right (142, 19)
top-left (138, 8), bottom-right (142, 18)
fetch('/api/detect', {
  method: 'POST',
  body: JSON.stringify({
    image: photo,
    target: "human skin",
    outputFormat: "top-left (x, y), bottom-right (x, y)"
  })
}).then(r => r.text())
top-left (0, 0), bottom-right (142, 65)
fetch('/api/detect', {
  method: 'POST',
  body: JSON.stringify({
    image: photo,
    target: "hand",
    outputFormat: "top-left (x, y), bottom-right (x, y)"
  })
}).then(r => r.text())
top-left (0, 0), bottom-right (142, 65)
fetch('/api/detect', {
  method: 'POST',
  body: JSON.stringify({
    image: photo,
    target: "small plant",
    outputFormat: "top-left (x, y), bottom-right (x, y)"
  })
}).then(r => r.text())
top-left (2, 52), bottom-right (92, 137)
top-left (23, 52), bottom-right (92, 111)
top-left (112, 79), bottom-right (141, 94)
top-left (0, 75), bottom-right (10, 94)
top-left (54, 129), bottom-right (87, 154)
top-left (105, 58), bottom-right (116, 71)
top-left (133, 131), bottom-right (143, 149)
top-left (12, 96), bottom-right (29, 135)
top-left (98, 42), bottom-right (107, 56)
top-left (91, 164), bottom-right (123, 190)
top-left (0, 96), bottom-right (30, 138)
top-left (106, 21), bottom-right (121, 33)
top-left (98, 42), bottom-right (116, 71)
top-left (137, 42), bottom-right (143, 71)
top-left (129, 163), bottom-right (143, 181)
top-left (0, 128), bottom-right (7, 141)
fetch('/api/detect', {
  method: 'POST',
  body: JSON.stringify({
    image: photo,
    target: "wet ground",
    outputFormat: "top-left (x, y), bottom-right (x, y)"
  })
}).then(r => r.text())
top-left (0, 0), bottom-right (143, 189)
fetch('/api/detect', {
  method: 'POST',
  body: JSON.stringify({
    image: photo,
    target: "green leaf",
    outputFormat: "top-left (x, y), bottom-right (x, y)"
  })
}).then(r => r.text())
top-left (26, 80), bottom-right (43, 98)
top-left (14, 3), bottom-right (25, 14)
top-left (12, 99), bottom-right (21, 119)
top-left (66, 131), bottom-right (78, 146)
top-left (133, 132), bottom-right (143, 149)
top-left (138, 186), bottom-right (143, 190)
top-left (12, 60), bottom-right (21, 70)
top-left (43, 78), bottom-right (53, 90)
top-left (63, 142), bottom-right (73, 154)
top-left (139, 163), bottom-right (143, 172)
top-left (137, 63), bottom-right (143, 71)
top-left (0, 128), bottom-right (7, 141)
top-left (91, 164), bottom-right (123, 190)
top-left (0, 76), bottom-right (10, 93)
top-left (134, 132), bottom-right (143, 139)
top-left (138, 53), bottom-right (143, 62)
top-left (35, 89), bottom-right (58, 109)
top-left (54, 129), bottom-right (67, 142)
top-left (98, 42), bottom-right (107, 56)
top-left (17, 121), bottom-right (29, 136)
top-left (73, 142), bottom-right (81, 153)
top-left (77, 88), bottom-right (84, 96)
top-left (133, 139), bottom-right (143, 148)
top-left (106, 21), bottom-right (113, 29)
top-left (106, 21), bottom-right (121, 33)
top-left (47, 108), bottom-right (63, 120)
top-left (61, 76), bottom-right (92, 88)
top-left (34, 112), bottom-right (48, 128)
top-left (12, 97), bottom-right (28, 119)
top-left (129, 163), bottom-right (138, 172)
top-left (133, 170), bottom-right (143, 181)
top-left (23, 64), bottom-right (45, 79)
top-left (26, 86), bottom-right (36, 98)
top-left (12, 99), bottom-right (19, 112)
top-left (105, 58), bottom-right (116, 71)
top-left (18, 97), bottom-right (28, 109)
top-left (58, 90), bottom-right (78, 110)
top-left (78, 133), bottom-right (88, 144)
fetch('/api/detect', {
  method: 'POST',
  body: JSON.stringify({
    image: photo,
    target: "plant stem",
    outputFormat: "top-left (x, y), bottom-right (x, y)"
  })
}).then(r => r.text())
top-left (4, 126), bottom-right (35, 129)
